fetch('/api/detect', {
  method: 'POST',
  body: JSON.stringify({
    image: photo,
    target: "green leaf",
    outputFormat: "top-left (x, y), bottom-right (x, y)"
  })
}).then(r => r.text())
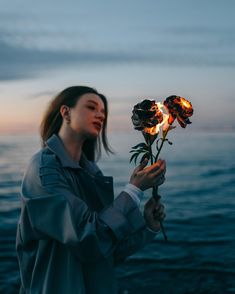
top-left (132, 146), bottom-right (151, 154)
top-left (131, 142), bottom-right (148, 150)
top-left (164, 138), bottom-right (173, 145)
top-left (134, 153), bottom-right (141, 165)
top-left (130, 149), bottom-right (146, 156)
top-left (130, 149), bottom-right (138, 153)
top-left (130, 152), bottom-right (139, 164)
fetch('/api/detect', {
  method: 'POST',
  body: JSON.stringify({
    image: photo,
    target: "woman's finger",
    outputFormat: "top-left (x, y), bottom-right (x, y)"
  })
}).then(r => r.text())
top-left (153, 203), bottom-right (165, 216)
top-left (153, 211), bottom-right (166, 221)
top-left (155, 175), bottom-right (165, 186)
top-left (154, 203), bottom-right (165, 213)
top-left (146, 159), bottom-right (166, 175)
top-left (134, 158), bottom-right (149, 173)
top-left (151, 164), bottom-right (166, 178)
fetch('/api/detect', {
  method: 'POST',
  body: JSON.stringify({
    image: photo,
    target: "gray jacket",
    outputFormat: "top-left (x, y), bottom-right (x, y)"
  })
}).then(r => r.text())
top-left (16, 134), bottom-right (156, 294)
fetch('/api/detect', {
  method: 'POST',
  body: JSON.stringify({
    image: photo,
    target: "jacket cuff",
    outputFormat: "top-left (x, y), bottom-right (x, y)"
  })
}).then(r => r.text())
top-left (146, 227), bottom-right (161, 234)
top-left (123, 183), bottom-right (144, 206)
top-left (99, 191), bottom-right (146, 241)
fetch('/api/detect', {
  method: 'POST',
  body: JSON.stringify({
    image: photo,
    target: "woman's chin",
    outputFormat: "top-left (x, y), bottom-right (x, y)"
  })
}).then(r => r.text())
top-left (86, 130), bottom-right (100, 139)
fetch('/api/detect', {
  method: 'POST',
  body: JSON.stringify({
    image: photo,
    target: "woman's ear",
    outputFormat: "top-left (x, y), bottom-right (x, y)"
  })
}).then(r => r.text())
top-left (60, 105), bottom-right (71, 124)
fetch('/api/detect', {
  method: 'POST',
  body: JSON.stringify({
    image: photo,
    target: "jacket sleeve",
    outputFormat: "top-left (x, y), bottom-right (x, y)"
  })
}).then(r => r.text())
top-left (20, 153), bottom-right (147, 263)
top-left (113, 227), bottom-right (158, 266)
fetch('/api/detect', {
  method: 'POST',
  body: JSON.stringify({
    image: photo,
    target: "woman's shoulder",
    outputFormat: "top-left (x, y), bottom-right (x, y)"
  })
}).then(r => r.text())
top-left (22, 148), bottom-right (65, 198)
top-left (27, 147), bottom-right (62, 174)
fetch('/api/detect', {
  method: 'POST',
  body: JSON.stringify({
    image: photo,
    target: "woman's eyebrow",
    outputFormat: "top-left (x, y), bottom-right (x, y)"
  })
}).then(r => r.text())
top-left (87, 100), bottom-right (98, 105)
top-left (87, 100), bottom-right (105, 113)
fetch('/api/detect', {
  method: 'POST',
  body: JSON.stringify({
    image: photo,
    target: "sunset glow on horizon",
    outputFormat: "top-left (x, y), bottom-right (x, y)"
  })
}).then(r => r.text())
top-left (0, 0), bottom-right (235, 135)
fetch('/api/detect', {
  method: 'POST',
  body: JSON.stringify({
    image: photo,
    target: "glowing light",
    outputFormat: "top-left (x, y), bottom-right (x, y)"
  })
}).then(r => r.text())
top-left (144, 102), bottom-right (169, 135)
top-left (179, 97), bottom-right (192, 109)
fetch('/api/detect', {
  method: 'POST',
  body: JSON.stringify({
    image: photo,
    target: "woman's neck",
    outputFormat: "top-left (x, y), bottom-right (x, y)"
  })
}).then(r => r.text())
top-left (58, 128), bottom-right (85, 163)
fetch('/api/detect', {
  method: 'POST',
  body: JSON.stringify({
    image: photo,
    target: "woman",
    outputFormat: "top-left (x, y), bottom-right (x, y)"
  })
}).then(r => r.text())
top-left (16, 86), bottom-right (166, 294)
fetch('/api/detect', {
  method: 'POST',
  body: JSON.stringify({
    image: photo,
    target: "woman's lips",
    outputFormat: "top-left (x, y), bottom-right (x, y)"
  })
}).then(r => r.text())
top-left (93, 122), bottom-right (102, 130)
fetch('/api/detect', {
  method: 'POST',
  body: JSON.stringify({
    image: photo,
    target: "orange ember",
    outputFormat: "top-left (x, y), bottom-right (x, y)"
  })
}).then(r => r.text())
top-left (163, 95), bottom-right (193, 128)
top-left (179, 97), bottom-right (192, 109)
top-left (144, 125), bottom-right (159, 135)
top-left (143, 102), bottom-right (170, 135)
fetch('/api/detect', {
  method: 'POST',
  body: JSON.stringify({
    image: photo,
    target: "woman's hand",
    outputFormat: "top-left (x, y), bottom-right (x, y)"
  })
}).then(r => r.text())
top-left (130, 158), bottom-right (166, 191)
top-left (144, 196), bottom-right (166, 232)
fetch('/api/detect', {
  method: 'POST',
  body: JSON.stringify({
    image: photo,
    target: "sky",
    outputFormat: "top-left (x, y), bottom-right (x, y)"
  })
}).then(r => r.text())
top-left (0, 0), bottom-right (235, 134)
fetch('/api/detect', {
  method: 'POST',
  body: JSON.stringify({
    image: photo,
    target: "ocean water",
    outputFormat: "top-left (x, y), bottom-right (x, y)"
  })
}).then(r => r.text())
top-left (0, 131), bottom-right (235, 294)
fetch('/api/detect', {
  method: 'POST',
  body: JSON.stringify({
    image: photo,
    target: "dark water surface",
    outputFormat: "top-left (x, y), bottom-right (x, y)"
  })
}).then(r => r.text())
top-left (0, 132), bottom-right (235, 293)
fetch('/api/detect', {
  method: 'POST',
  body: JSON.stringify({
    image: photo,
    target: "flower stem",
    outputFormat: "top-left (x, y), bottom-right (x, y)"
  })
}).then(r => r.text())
top-left (148, 140), bottom-right (154, 165)
top-left (148, 139), bottom-right (168, 242)
top-left (153, 127), bottom-right (171, 242)
top-left (152, 188), bottom-right (168, 242)
top-left (154, 126), bottom-right (170, 163)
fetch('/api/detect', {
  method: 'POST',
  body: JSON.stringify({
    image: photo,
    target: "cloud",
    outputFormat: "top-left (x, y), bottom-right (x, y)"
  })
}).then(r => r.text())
top-left (26, 91), bottom-right (57, 100)
top-left (0, 39), bottom-right (68, 80)
top-left (0, 25), bottom-right (235, 81)
top-left (0, 38), bottom-right (152, 81)
top-left (0, 0), bottom-right (235, 81)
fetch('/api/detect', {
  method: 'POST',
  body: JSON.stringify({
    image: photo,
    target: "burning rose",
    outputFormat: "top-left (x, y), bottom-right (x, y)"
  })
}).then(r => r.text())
top-left (130, 95), bottom-right (194, 242)
top-left (131, 99), bottom-right (163, 131)
top-left (163, 96), bottom-right (193, 128)
top-left (132, 99), bottom-right (164, 145)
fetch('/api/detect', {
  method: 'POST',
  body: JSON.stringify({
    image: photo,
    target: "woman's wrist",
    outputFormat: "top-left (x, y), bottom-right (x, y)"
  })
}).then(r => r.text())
top-left (123, 183), bottom-right (144, 206)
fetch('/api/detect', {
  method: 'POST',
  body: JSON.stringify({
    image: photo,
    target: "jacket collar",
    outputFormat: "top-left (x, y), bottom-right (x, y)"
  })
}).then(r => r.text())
top-left (46, 134), bottom-right (102, 175)
top-left (46, 134), bottom-right (113, 207)
top-left (46, 134), bottom-right (82, 169)
top-left (46, 134), bottom-right (101, 175)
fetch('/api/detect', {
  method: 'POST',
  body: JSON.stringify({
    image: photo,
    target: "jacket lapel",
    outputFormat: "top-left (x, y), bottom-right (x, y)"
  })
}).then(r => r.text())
top-left (93, 175), bottom-right (114, 208)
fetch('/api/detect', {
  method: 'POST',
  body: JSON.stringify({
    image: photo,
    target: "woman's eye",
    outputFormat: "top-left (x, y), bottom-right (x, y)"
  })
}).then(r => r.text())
top-left (87, 105), bottom-right (95, 110)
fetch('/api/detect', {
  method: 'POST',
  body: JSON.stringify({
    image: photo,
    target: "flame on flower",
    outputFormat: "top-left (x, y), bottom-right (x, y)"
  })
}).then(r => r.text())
top-left (144, 102), bottom-right (169, 135)
top-left (163, 96), bottom-right (193, 128)
top-left (132, 99), bottom-right (165, 144)
top-left (131, 99), bottom-right (163, 132)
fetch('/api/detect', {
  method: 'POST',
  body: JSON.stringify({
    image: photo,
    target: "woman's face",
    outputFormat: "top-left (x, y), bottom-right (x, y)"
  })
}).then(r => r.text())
top-left (69, 93), bottom-right (106, 139)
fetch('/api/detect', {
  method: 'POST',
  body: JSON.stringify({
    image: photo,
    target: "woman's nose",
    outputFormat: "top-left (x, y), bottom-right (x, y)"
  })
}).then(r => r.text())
top-left (96, 111), bottom-right (105, 122)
